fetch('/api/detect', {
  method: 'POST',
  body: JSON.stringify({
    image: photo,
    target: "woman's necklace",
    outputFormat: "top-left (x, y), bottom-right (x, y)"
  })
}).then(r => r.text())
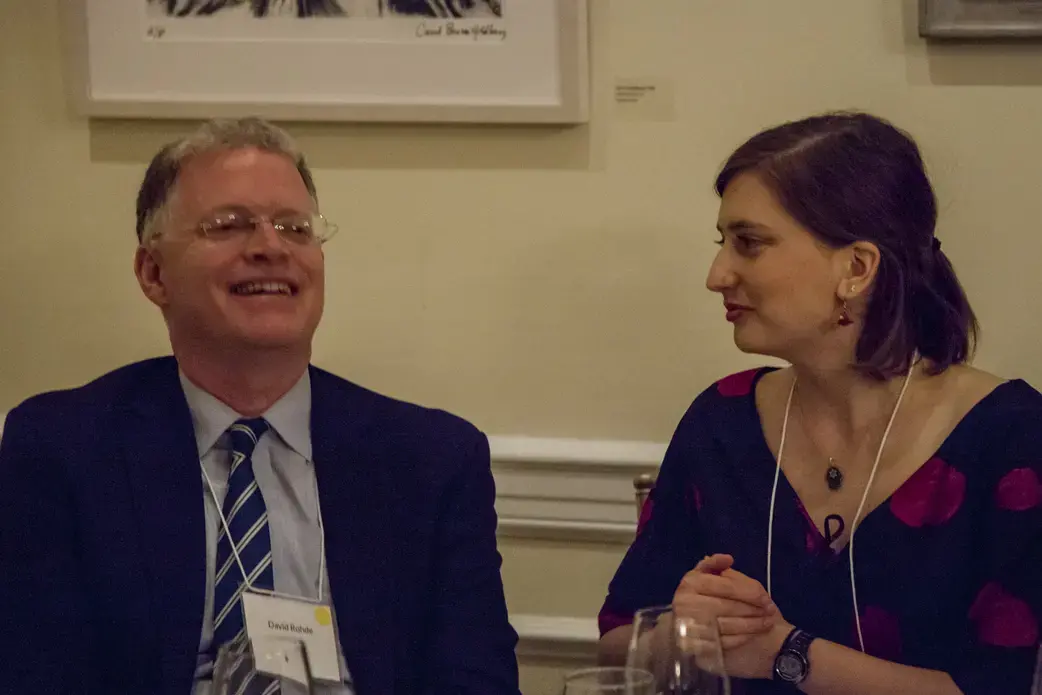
top-left (793, 382), bottom-right (903, 493)
top-left (826, 458), bottom-right (844, 491)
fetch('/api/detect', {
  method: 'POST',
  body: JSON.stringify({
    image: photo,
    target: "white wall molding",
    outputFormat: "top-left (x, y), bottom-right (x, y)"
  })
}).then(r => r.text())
top-left (489, 435), bottom-right (666, 469)
top-left (488, 434), bottom-right (665, 542)
top-left (512, 613), bottom-right (599, 661)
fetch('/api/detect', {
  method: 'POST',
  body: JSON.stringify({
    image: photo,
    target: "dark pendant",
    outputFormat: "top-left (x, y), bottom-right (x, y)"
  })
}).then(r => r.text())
top-left (826, 465), bottom-right (844, 491)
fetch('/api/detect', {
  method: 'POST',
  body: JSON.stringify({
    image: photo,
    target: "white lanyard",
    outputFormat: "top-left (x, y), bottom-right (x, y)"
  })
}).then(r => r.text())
top-left (199, 444), bottom-right (328, 604)
top-left (766, 362), bottom-right (914, 652)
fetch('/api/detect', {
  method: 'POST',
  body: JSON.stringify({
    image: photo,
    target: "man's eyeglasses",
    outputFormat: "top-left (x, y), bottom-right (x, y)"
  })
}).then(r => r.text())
top-left (196, 211), bottom-right (338, 246)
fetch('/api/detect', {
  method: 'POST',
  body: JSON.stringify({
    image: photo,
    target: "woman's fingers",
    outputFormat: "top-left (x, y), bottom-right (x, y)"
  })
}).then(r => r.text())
top-left (678, 571), bottom-right (773, 610)
top-left (674, 600), bottom-right (775, 641)
top-left (716, 614), bottom-right (776, 636)
top-left (674, 595), bottom-right (770, 619)
top-left (692, 554), bottom-right (734, 575)
top-left (720, 633), bottom-right (762, 650)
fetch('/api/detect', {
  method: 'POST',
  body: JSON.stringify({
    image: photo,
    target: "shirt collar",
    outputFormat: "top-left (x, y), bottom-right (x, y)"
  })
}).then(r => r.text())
top-left (178, 369), bottom-right (312, 462)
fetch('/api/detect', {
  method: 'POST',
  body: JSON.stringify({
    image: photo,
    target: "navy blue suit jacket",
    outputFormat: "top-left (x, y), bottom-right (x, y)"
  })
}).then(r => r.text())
top-left (0, 357), bottom-right (519, 695)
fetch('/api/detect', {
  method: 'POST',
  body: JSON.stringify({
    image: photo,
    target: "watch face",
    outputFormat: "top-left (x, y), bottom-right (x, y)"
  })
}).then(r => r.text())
top-left (776, 653), bottom-right (806, 682)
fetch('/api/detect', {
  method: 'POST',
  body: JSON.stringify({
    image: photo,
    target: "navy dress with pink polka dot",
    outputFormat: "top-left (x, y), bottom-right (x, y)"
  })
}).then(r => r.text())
top-left (599, 367), bottom-right (1042, 694)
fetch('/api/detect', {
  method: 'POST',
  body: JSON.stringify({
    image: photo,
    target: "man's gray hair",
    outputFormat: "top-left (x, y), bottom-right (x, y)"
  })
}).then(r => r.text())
top-left (135, 116), bottom-right (318, 245)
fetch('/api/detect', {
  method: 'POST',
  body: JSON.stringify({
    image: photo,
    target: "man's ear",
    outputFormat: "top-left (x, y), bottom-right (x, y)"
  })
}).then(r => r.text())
top-left (134, 244), bottom-right (168, 308)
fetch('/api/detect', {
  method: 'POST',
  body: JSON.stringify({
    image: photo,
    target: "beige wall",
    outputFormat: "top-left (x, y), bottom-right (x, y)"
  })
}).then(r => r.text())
top-left (4, 1), bottom-right (1042, 693)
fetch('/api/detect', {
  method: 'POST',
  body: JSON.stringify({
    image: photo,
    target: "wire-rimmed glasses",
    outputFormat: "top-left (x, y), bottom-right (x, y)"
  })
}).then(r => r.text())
top-left (196, 210), bottom-right (339, 246)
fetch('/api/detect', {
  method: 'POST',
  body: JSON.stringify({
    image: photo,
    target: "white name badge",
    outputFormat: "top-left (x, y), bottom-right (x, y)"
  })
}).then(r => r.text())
top-left (249, 635), bottom-right (312, 686)
top-left (241, 592), bottom-right (344, 683)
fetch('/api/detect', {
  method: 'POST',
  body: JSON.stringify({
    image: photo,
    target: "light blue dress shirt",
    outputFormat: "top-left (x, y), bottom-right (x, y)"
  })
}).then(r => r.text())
top-left (180, 371), bottom-right (353, 695)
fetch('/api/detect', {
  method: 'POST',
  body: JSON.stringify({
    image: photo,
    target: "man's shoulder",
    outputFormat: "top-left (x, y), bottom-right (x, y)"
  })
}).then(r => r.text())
top-left (6, 357), bottom-right (176, 427)
top-left (309, 365), bottom-right (483, 444)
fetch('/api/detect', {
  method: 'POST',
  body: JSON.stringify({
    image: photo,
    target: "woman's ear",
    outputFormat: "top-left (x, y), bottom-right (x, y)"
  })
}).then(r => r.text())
top-left (837, 241), bottom-right (881, 302)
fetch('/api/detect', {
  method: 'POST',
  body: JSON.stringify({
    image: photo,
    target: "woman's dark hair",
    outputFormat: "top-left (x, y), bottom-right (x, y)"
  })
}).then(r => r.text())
top-left (715, 111), bottom-right (978, 379)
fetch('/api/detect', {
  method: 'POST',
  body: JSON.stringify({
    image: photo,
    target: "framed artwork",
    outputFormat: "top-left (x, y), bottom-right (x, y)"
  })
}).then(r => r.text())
top-left (61, 0), bottom-right (588, 124)
top-left (919, 0), bottom-right (1042, 39)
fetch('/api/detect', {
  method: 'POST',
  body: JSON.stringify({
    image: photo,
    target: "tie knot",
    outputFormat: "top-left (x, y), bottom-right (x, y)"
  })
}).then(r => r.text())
top-left (227, 417), bottom-right (270, 458)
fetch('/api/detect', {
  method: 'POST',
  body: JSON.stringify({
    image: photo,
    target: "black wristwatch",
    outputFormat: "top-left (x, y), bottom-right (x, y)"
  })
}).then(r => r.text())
top-left (773, 627), bottom-right (815, 686)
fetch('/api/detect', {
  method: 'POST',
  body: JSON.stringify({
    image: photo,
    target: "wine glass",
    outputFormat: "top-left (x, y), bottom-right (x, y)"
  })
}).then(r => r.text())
top-left (213, 633), bottom-right (314, 695)
top-left (562, 667), bottom-right (656, 695)
top-left (626, 605), bottom-right (730, 695)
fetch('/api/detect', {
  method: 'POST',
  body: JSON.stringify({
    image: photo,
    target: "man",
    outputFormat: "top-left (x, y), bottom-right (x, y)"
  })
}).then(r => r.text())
top-left (0, 118), bottom-right (519, 695)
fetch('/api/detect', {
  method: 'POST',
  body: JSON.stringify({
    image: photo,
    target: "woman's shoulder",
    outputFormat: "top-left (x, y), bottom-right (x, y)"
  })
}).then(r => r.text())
top-left (941, 367), bottom-right (1042, 526)
top-left (658, 366), bottom-right (780, 470)
top-left (679, 365), bottom-right (784, 428)
top-left (693, 365), bottom-right (781, 402)
top-left (945, 365), bottom-right (1042, 416)
top-left (940, 365), bottom-right (1042, 455)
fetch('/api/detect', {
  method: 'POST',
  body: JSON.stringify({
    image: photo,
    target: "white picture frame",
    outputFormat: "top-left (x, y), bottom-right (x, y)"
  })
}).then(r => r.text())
top-left (919, 0), bottom-right (1042, 39)
top-left (61, 0), bottom-right (589, 124)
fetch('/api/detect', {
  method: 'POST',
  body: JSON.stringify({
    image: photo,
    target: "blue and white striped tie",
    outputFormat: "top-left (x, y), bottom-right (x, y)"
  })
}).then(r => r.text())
top-left (212, 418), bottom-right (276, 658)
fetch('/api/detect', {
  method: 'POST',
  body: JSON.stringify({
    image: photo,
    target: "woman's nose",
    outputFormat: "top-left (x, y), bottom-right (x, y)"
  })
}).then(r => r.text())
top-left (706, 248), bottom-right (736, 293)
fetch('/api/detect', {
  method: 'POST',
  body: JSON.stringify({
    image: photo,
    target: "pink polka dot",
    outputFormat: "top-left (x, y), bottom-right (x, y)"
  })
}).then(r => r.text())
top-left (636, 496), bottom-right (654, 535)
top-left (856, 606), bottom-right (903, 661)
top-left (969, 582), bottom-right (1039, 648)
top-left (889, 457), bottom-right (966, 528)
top-left (716, 369), bottom-right (759, 397)
top-left (996, 468), bottom-right (1042, 512)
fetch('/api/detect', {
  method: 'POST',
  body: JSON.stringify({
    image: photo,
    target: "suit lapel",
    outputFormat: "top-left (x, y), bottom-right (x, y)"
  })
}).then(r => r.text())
top-left (310, 368), bottom-right (395, 695)
top-left (121, 358), bottom-right (206, 689)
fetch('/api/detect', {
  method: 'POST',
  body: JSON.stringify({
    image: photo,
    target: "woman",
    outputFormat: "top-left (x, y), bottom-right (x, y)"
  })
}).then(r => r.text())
top-left (598, 112), bottom-right (1042, 694)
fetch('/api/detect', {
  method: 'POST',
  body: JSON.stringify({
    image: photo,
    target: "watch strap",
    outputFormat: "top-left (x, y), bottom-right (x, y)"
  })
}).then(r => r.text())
top-left (787, 627), bottom-right (815, 656)
top-left (773, 627), bottom-right (815, 685)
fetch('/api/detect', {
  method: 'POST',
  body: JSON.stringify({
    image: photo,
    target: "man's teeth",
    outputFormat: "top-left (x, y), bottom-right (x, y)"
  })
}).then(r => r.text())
top-left (232, 281), bottom-right (293, 295)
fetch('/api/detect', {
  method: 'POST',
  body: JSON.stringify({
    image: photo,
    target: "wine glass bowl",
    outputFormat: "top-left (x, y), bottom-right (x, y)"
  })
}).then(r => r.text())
top-left (626, 605), bottom-right (730, 695)
top-left (562, 666), bottom-right (656, 695)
